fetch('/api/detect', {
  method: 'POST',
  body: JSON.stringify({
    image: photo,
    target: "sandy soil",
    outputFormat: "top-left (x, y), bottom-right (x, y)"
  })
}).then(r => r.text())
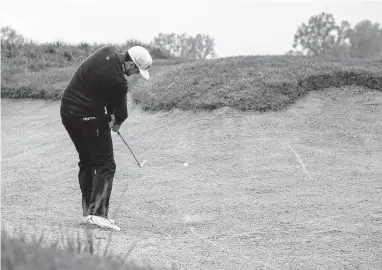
top-left (1, 86), bottom-right (382, 269)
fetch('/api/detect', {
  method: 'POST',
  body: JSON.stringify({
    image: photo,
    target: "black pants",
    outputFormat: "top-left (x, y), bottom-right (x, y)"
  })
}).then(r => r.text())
top-left (61, 112), bottom-right (115, 218)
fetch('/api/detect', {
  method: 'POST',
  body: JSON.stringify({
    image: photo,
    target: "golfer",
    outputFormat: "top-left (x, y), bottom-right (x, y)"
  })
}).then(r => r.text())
top-left (60, 45), bottom-right (152, 231)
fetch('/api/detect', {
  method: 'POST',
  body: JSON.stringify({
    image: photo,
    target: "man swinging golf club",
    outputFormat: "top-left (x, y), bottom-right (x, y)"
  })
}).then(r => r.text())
top-left (60, 45), bottom-right (152, 231)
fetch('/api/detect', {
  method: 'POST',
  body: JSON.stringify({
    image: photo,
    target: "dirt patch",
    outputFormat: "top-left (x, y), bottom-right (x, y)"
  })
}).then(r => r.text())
top-left (2, 87), bottom-right (382, 269)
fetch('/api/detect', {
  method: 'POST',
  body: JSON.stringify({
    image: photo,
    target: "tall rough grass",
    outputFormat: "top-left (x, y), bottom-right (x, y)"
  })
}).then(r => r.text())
top-left (1, 39), bottom-right (168, 73)
top-left (1, 229), bottom-right (159, 270)
top-left (1, 60), bottom-right (184, 100)
top-left (0, 41), bottom-right (181, 100)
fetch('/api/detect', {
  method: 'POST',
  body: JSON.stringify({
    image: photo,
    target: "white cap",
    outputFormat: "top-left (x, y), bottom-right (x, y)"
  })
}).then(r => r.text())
top-left (127, 46), bottom-right (153, 80)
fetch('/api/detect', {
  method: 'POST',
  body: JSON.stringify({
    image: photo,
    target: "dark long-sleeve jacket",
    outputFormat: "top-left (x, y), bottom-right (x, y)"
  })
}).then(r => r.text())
top-left (60, 45), bottom-right (128, 125)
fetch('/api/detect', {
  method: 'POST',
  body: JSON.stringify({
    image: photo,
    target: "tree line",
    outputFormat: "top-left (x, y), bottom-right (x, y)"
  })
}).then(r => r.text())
top-left (290, 12), bottom-right (382, 58)
top-left (2, 12), bottom-right (382, 60)
top-left (1, 27), bottom-right (217, 61)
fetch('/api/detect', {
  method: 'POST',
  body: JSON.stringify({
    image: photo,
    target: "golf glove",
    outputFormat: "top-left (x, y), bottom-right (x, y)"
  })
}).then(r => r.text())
top-left (111, 123), bottom-right (121, 133)
top-left (109, 115), bottom-right (121, 133)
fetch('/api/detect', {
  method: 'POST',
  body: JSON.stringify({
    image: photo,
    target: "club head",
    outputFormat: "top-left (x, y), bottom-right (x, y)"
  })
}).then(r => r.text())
top-left (139, 160), bottom-right (147, 168)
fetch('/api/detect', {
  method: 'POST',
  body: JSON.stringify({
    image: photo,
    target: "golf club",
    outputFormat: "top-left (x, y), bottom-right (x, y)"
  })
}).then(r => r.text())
top-left (117, 131), bottom-right (147, 168)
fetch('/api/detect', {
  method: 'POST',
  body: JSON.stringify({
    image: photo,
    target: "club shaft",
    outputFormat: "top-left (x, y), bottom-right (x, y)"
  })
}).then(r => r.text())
top-left (117, 132), bottom-right (141, 167)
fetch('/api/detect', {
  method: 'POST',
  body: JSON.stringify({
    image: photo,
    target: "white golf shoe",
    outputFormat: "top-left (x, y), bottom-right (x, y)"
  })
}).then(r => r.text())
top-left (85, 215), bottom-right (120, 231)
top-left (108, 218), bottom-right (116, 224)
top-left (82, 216), bottom-right (116, 224)
top-left (82, 216), bottom-right (91, 224)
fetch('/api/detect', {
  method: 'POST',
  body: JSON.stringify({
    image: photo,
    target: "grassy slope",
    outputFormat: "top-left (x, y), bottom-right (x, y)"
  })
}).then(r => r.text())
top-left (1, 66), bottom-right (77, 99)
top-left (3, 55), bottom-right (380, 112)
top-left (131, 56), bottom-right (382, 111)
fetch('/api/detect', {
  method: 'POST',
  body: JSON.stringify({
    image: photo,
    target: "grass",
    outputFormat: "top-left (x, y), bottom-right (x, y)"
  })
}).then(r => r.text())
top-left (1, 229), bottom-right (162, 270)
top-left (130, 55), bottom-right (382, 111)
top-left (2, 54), bottom-right (381, 112)
top-left (1, 39), bottom-right (169, 72)
top-left (1, 59), bottom-right (187, 100)
top-left (1, 66), bottom-right (77, 99)
top-left (0, 39), bottom-right (173, 99)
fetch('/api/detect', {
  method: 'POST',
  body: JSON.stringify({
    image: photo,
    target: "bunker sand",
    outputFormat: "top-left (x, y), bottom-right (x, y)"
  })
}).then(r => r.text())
top-left (2, 86), bottom-right (381, 269)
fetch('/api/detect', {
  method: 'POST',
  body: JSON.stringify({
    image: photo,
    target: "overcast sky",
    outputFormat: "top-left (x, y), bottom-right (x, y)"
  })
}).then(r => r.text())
top-left (1, 0), bottom-right (381, 57)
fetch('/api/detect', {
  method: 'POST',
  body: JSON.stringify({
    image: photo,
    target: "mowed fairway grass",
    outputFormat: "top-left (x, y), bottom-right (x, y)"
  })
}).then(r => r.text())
top-left (1, 56), bottom-right (382, 269)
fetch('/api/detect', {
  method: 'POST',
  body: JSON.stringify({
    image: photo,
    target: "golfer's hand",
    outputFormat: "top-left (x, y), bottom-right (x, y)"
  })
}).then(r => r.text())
top-left (109, 115), bottom-right (116, 129)
top-left (109, 115), bottom-right (121, 132)
top-left (111, 123), bottom-right (121, 133)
